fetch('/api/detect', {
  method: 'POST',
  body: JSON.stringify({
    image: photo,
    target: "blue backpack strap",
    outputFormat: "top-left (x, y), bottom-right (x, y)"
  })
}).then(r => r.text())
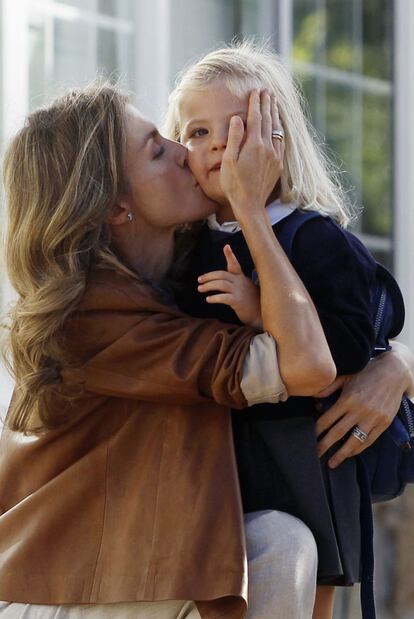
top-left (358, 459), bottom-right (377, 619)
top-left (374, 263), bottom-right (405, 340)
top-left (276, 209), bottom-right (322, 259)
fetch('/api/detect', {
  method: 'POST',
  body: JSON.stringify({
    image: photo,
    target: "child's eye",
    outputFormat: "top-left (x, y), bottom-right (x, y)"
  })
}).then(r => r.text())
top-left (190, 128), bottom-right (208, 138)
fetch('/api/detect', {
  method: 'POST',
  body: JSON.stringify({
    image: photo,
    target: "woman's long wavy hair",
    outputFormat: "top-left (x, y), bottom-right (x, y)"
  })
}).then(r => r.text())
top-left (164, 40), bottom-right (354, 227)
top-left (2, 83), bottom-right (134, 434)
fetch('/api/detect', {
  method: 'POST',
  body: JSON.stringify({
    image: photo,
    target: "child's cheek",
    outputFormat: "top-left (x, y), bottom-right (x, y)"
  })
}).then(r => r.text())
top-left (187, 150), bottom-right (204, 184)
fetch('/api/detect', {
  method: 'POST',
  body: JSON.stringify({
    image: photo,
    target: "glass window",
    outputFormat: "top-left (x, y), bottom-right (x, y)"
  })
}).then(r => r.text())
top-left (362, 0), bottom-right (393, 79)
top-left (293, 0), bottom-right (326, 64)
top-left (361, 91), bottom-right (392, 237)
top-left (98, 0), bottom-right (136, 20)
top-left (325, 82), bottom-right (362, 200)
top-left (169, 0), bottom-right (237, 81)
top-left (28, 3), bottom-right (136, 107)
top-left (292, 0), bottom-right (393, 265)
top-left (29, 15), bottom-right (46, 108)
top-left (54, 19), bottom-right (93, 86)
top-left (54, 0), bottom-right (88, 7)
top-left (239, 0), bottom-right (259, 34)
top-left (97, 28), bottom-right (135, 80)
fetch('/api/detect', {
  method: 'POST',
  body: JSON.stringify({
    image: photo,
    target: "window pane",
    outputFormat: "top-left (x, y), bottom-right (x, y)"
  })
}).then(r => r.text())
top-left (240, 0), bottom-right (259, 35)
top-left (169, 0), bottom-right (236, 81)
top-left (97, 29), bottom-right (135, 82)
top-left (98, 0), bottom-right (136, 20)
top-left (293, 0), bottom-right (394, 262)
top-left (361, 92), bottom-right (392, 236)
top-left (293, 1), bottom-right (325, 64)
top-left (325, 83), bottom-right (361, 202)
top-left (29, 15), bottom-right (46, 108)
top-left (326, 1), bottom-right (362, 72)
top-left (28, 12), bottom-right (136, 104)
top-left (362, 0), bottom-right (393, 79)
top-left (53, 0), bottom-right (90, 8)
top-left (54, 19), bottom-right (92, 85)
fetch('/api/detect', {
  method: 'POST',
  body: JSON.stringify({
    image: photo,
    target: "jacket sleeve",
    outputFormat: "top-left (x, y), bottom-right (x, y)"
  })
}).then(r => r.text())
top-left (61, 282), bottom-right (287, 408)
top-left (291, 217), bottom-right (376, 375)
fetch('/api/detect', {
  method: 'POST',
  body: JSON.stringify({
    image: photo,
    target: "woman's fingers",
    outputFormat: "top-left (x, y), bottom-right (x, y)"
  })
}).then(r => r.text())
top-left (270, 95), bottom-right (285, 164)
top-left (315, 398), bottom-right (347, 437)
top-left (327, 424), bottom-right (385, 469)
top-left (315, 354), bottom-right (410, 467)
top-left (246, 90), bottom-right (262, 142)
top-left (317, 411), bottom-right (359, 457)
top-left (223, 244), bottom-right (242, 275)
top-left (315, 375), bottom-right (348, 398)
top-left (224, 115), bottom-right (245, 163)
top-left (261, 91), bottom-right (272, 142)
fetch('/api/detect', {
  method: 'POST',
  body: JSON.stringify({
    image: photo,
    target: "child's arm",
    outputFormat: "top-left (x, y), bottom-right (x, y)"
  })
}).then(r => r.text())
top-left (198, 244), bottom-right (263, 329)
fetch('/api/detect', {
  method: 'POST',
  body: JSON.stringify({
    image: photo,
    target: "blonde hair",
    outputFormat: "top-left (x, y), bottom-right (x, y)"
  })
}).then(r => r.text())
top-left (164, 40), bottom-right (352, 226)
top-left (2, 82), bottom-right (136, 433)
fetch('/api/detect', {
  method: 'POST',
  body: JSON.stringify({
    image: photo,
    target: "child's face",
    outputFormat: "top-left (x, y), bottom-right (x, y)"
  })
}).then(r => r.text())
top-left (179, 84), bottom-right (248, 207)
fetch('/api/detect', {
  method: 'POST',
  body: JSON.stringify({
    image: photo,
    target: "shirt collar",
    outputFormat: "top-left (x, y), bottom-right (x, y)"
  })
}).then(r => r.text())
top-left (207, 199), bottom-right (297, 234)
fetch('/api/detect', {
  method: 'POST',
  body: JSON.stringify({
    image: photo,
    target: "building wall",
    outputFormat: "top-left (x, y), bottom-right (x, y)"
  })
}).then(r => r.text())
top-left (1, 1), bottom-right (413, 617)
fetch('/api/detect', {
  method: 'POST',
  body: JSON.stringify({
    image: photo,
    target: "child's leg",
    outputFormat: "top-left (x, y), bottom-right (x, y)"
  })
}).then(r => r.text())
top-left (312, 586), bottom-right (335, 619)
top-left (244, 510), bottom-right (318, 619)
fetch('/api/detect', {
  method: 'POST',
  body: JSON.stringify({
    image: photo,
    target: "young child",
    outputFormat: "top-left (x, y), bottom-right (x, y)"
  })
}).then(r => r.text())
top-left (164, 41), bottom-right (385, 619)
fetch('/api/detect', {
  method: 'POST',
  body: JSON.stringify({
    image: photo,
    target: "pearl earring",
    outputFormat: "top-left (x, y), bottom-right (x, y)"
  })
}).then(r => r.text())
top-left (127, 212), bottom-right (133, 222)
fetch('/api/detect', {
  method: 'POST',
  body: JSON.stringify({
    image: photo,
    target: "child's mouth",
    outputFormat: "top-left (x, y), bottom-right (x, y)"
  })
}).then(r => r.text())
top-left (209, 163), bottom-right (221, 173)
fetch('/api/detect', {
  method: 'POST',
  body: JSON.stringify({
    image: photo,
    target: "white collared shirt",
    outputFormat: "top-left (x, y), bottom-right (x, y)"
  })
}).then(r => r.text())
top-left (207, 199), bottom-right (297, 233)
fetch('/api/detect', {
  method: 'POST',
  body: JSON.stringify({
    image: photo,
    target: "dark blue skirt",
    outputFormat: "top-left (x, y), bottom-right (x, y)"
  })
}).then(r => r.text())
top-left (232, 409), bottom-right (361, 585)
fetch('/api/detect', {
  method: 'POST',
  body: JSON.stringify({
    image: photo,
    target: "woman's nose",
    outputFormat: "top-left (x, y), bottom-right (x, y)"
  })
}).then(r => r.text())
top-left (170, 139), bottom-right (188, 167)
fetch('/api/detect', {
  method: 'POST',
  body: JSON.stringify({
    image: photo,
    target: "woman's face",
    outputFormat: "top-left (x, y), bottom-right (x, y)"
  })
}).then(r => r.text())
top-left (121, 104), bottom-right (218, 229)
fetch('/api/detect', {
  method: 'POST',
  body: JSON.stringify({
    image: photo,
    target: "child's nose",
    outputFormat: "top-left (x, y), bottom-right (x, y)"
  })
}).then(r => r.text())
top-left (210, 130), bottom-right (227, 151)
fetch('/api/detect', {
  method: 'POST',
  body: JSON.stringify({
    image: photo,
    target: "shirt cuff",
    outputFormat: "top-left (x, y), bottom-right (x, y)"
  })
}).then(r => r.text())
top-left (241, 332), bottom-right (288, 406)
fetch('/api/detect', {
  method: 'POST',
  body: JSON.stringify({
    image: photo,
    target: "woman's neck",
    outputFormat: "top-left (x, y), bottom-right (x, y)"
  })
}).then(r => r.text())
top-left (112, 226), bottom-right (175, 283)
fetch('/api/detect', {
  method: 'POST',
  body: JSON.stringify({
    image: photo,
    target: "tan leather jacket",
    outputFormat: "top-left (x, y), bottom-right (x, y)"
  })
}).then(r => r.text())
top-left (0, 268), bottom-right (280, 619)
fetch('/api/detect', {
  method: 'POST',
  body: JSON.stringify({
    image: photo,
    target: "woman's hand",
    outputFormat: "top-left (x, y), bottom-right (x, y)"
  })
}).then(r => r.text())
top-left (315, 345), bottom-right (414, 468)
top-left (219, 90), bottom-right (284, 219)
top-left (198, 245), bottom-right (262, 329)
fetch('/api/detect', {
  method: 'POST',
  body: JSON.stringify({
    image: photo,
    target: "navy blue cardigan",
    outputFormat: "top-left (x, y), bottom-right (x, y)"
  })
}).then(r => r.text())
top-left (178, 213), bottom-right (377, 528)
top-left (181, 213), bottom-right (376, 382)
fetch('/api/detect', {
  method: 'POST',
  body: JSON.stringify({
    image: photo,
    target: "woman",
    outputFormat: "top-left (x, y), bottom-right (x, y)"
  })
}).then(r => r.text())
top-left (0, 83), bottom-right (332, 619)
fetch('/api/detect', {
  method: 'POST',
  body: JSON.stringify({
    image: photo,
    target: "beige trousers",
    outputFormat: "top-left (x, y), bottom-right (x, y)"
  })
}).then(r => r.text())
top-left (0, 510), bottom-right (317, 619)
top-left (0, 600), bottom-right (199, 618)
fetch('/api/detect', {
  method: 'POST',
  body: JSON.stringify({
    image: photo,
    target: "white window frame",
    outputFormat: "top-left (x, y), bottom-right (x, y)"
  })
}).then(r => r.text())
top-left (394, 0), bottom-right (414, 350)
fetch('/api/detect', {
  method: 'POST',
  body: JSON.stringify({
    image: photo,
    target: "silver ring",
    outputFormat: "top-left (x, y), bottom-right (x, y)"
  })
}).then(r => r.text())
top-left (272, 129), bottom-right (284, 141)
top-left (351, 425), bottom-right (369, 443)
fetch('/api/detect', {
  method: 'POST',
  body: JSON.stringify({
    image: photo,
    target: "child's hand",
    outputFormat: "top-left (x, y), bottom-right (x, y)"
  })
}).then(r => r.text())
top-left (197, 244), bottom-right (262, 329)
